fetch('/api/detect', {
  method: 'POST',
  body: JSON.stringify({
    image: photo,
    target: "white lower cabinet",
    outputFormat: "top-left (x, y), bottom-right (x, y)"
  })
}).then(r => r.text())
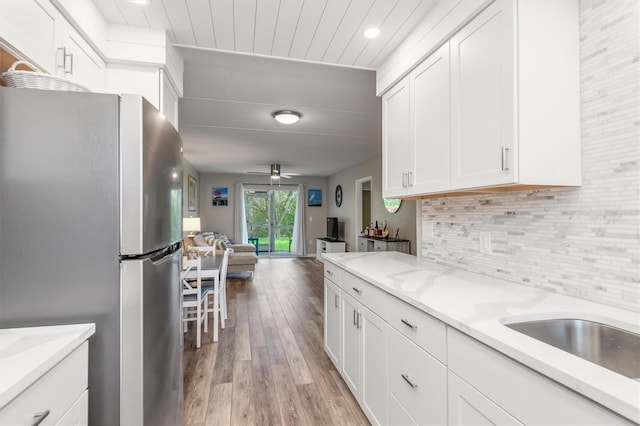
top-left (361, 305), bottom-right (387, 425)
top-left (340, 290), bottom-right (387, 425)
top-left (448, 371), bottom-right (522, 426)
top-left (341, 292), bottom-right (361, 399)
top-left (323, 278), bottom-right (341, 370)
top-left (447, 328), bottom-right (632, 425)
top-left (324, 261), bottom-right (630, 425)
top-left (0, 341), bottom-right (89, 425)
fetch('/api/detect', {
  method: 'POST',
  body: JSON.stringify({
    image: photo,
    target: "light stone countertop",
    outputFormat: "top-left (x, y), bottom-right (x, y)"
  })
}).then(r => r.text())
top-left (0, 323), bottom-right (96, 409)
top-left (323, 251), bottom-right (640, 423)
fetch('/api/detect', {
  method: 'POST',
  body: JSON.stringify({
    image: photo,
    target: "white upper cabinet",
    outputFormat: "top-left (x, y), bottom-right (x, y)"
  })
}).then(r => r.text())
top-left (0, 0), bottom-right (62, 74)
top-left (450, 1), bottom-right (515, 188)
top-left (383, 42), bottom-right (451, 198)
top-left (382, 76), bottom-right (411, 198)
top-left (0, 0), bottom-right (105, 92)
top-left (0, 0), bottom-right (183, 124)
top-left (60, 21), bottom-right (105, 92)
top-left (411, 42), bottom-right (451, 194)
top-left (381, 0), bottom-right (581, 198)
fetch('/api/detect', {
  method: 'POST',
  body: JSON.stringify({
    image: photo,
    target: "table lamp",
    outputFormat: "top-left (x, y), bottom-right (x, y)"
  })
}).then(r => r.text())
top-left (183, 217), bottom-right (201, 238)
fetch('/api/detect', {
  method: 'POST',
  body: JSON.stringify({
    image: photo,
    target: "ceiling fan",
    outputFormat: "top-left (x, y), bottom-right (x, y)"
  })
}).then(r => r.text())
top-left (246, 164), bottom-right (300, 180)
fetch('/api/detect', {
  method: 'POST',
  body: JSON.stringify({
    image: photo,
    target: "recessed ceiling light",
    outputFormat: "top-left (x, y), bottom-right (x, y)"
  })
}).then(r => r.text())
top-left (273, 110), bottom-right (301, 125)
top-left (129, 0), bottom-right (149, 5)
top-left (363, 27), bottom-right (381, 39)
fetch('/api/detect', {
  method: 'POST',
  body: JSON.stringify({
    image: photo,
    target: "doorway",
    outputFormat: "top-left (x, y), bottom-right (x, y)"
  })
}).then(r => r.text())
top-left (244, 188), bottom-right (296, 257)
top-left (355, 176), bottom-right (373, 251)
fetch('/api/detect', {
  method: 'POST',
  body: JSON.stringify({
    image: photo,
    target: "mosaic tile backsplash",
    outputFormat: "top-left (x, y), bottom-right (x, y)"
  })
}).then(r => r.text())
top-left (420, 0), bottom-right (640, 312)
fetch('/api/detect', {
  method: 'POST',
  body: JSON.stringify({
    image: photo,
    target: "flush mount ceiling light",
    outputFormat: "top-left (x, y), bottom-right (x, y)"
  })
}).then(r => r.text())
top-left (272, 110), bottom-right (301, 125)
top-left (363, 27), bottom-right (381, 39)
top-left (129, 0), bottom-right (149, 5)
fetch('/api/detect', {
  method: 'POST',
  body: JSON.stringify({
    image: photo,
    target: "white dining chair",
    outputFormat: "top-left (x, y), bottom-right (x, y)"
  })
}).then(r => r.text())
top-left (203, 248), bottom-right (229, 341)
top-left (181, 256), bottom-right (210, 348)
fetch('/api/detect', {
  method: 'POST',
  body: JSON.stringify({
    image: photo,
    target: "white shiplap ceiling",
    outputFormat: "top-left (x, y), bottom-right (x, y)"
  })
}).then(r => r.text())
top-left (93, 0), bottom-right (436, 69)
top-left (92, 0), bottom-right (438, 176)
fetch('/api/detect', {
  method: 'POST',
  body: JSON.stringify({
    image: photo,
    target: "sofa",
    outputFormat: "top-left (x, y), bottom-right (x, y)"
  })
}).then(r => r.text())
top-left (183, 232), bottom-right (258, 274)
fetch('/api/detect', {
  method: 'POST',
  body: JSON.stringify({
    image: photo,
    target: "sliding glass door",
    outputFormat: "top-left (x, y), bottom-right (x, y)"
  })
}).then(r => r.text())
top-left (244, 188), bottom-right (297, 256)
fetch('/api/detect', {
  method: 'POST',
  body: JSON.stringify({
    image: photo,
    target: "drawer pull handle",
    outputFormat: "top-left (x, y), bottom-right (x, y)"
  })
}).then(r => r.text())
top-left (352, 287), bottom-right (362, 294)
top-left (32, 410), bottom-right (50, 426)
top-left (326, 270), bottom-right (333, 276)
top-left (400, 318), bottom-right (417, 329)
top-left (401, 374), bottom-right (418, 389)
top-left (334, 294), bottom-right (339, 308)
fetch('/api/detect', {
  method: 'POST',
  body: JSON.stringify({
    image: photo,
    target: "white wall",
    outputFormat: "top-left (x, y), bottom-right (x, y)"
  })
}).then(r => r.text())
top-left (327, 155), bottom-right (416, 254)
top-left (197, 172), bottom-right (328, 255)
top-left (420, 0), bottom-right (640, 312)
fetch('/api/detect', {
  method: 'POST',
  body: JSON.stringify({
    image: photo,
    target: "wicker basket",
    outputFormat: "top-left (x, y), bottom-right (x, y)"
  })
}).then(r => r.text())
top-left (1, 60), bottom-right (89, 92)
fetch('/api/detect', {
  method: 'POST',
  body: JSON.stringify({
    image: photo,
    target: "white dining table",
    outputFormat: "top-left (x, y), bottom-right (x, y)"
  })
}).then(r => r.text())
top-left (182, 254), bottom-right (225, 342)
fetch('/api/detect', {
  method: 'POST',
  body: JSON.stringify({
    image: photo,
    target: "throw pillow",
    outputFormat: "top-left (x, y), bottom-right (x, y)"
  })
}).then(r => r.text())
top-left (216, 239), bottom-right (228, 250)
top-left (194, 237), bottom-right (209, 247)
top-left (214, 233), bottom-right (232, 245)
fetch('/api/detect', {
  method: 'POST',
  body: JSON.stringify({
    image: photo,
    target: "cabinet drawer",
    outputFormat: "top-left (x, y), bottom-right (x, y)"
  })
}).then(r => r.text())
top-left (0, 342), bottom-right (88, 426)
top-left (388, 391), bottom-right (418, 426)
top-left (448, 329), bottom-right (631, 425)
top-left (388, 327), bottom-right (447, 426)
top-left (55, 389), bottom-right (88, 426)
top-left (342, 271), bottom-right (388, 315)
top-left (387, 294), bottom-right (447, 363)
top-left (324, 262), bottom-right (341, 284)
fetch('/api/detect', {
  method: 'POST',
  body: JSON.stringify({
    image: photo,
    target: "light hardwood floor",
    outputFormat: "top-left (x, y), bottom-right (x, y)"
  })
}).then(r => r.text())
top-left (183, 257), bottom-right (370, 426)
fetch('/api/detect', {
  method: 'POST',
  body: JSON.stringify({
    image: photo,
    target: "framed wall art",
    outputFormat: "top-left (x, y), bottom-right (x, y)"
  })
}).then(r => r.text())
top-left (187, 175), bottom-right (197, 211)
top-left (308, 189), bottom-right (322, 207)
top-left (212, 187), bottom-right (229, 206)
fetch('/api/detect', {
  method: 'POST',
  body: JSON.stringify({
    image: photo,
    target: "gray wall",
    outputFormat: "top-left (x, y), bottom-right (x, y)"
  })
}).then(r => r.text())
top-left (420, 0), bottom-right (639, 312)
top-left (197, 172), bottom-right (328, 255)
top-left (327, 154), bottom-right (416, 254)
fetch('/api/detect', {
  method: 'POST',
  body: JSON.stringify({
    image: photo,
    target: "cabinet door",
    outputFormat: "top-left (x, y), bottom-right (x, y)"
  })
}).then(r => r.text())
top-left (60, 22), bottom-right (105, 92)
top-left (324, 278), bottom-right (341, 370)
top-left (450, 0), bottom-right (515, 189)
top-left (341, 292), bottom-right (361, 399)
top-left (316, 239), bottom-right (325, 262)
top-left (361, 305), bottom-right (387, 426)
top-left (448, 371), bottom-right (523, 426)
top-left (410, 42), bottom-right (451, 194)
top-left (0, 0), bottom-right (62, 73)
top-left (160, 70), bottom-right (179, 130)
top-left (382, 75), bottom-right (411, 198)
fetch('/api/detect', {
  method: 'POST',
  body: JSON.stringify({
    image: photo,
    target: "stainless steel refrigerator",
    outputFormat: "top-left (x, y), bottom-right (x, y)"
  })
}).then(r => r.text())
top-left (0, 88), bottom-right (184, 425)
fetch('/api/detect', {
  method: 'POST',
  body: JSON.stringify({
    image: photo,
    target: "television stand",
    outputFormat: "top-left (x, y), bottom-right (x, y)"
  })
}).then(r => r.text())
top-left (316, 238), bottom-right (346, 263)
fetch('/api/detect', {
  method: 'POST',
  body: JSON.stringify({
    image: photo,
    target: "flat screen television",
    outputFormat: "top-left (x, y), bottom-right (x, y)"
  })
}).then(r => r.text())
top-left (327, 217), bottom-right (339, 241)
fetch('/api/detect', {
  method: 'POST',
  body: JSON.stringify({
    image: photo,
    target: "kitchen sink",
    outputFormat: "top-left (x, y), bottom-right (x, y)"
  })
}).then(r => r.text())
top-left (504, 318), bottom-right (640, 379)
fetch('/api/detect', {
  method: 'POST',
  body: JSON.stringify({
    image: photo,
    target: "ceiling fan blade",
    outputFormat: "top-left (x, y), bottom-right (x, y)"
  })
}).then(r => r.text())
top-left (246, 171), bottom-right (269, 175)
